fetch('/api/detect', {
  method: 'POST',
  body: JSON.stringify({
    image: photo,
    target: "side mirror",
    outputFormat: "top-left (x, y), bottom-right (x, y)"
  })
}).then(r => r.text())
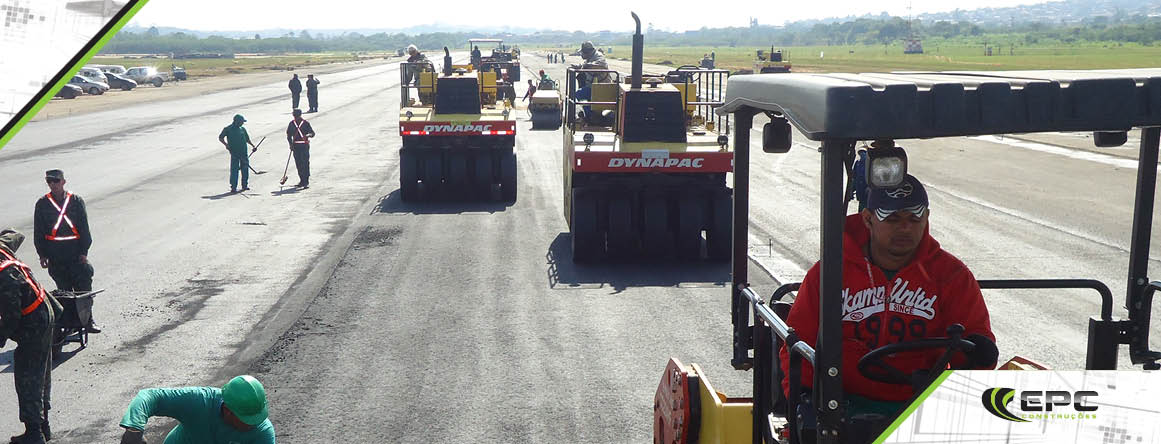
top-left (1094, 131), bottom-right (1128, 148)
top-left (762, 118), bottom-right (792, 153)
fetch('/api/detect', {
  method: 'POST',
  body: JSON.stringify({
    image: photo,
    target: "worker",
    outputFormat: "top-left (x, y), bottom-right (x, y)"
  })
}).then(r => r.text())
top-left (573, 41), bottom-right (610, 122)
top-left (286, 109), bottom-right (316, 189)
top-left (471, 45), bottom-right (482, 69)
top-left (287, 74), bottom-right (302, 110)
top-left (1, 228), bottom-right (55, 444)
top-left (33, 169), bottom-right (97, 333)
top-left (405, 45), bottom-right (428, 86)
top-left (305, 74), bottom-right (320, 113)
top-left (217, 114), bottom-right (259, 193)
top-left (522, 79), bottom-right (537, 117)
top-left (118, 375), bottom-right (275, 444)
top-left (781, 174), bottom-right (996, 420)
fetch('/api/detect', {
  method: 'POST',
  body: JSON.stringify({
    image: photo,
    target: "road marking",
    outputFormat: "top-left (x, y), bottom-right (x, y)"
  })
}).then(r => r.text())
top-left (970, 135), bottom-right (1147, 170)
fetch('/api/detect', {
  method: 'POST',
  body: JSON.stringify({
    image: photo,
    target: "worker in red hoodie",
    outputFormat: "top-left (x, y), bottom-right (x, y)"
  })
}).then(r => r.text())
top-left (780, 174), bottom-right (996, 419)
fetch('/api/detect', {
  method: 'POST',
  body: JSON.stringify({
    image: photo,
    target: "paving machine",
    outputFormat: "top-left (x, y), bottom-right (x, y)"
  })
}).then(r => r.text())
top-left (562, 13), bottom-right (732, 262)
top-left (399, 47), bottom-right (517, 203)
top-left (755, 46), bottom-right (792, 73)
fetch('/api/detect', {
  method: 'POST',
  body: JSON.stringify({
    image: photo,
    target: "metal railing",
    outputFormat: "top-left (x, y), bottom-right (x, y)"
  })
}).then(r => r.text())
top-left (399, 61), bottom-right (435, 108)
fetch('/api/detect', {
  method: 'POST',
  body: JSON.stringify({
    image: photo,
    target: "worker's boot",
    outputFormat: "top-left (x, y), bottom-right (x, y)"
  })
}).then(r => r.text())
top-left (9, 422), bottom-right (46, 444)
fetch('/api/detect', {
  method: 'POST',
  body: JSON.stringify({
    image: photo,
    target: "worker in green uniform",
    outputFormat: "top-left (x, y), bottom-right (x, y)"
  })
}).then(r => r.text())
top-left (119, 375), bottom-right (275, 444)
top-left (217, 115), bottom-right (258, 193)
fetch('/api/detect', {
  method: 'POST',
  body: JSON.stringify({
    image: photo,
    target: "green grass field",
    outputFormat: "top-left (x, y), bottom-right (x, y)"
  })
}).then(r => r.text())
top-left (597, 43), bottom-right (1161, 73)
top-left (89, 52), bottom-right (388, 78)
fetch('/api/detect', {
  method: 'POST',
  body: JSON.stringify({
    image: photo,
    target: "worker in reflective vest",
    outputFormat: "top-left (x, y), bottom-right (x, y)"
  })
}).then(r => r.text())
top-left (32, 169), bottom-right (97, 333)
top-left (286, 109), bottom-right (316, 189)
top-left (0, 229), bottom-right (55, 444)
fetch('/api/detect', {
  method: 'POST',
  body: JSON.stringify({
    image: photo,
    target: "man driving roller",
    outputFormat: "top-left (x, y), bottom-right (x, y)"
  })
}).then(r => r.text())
top-left (780, 173), bottom-right (996, 414)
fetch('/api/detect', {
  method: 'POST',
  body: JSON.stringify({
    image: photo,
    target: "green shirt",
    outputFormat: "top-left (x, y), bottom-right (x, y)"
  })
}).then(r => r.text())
top-left (120, 387), bottom-right (275, 444)
top-left (219, 125), bottom-right (251, 156)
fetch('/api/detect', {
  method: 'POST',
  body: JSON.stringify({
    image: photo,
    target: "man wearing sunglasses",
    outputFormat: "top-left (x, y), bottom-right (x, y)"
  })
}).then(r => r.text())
top-left (33, 169), bottom-right (98, 333)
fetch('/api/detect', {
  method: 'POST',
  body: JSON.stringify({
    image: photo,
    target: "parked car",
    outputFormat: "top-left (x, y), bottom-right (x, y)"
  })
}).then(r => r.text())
top-left (78, 67), bottom-right (107, 83)
top-left (68, 75), bottom-right (109, 95)
top-left (94, 64), bottom-right (127, 75)
top-left (103, 72), bottom-right (137, 91)
top-left (125, 67), bottom-right (166, 87)
top-left (55, 84), bottom-right (82, 99)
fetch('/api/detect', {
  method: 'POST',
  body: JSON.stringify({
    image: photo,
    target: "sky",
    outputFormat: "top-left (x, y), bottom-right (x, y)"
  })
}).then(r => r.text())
top-left (128, 0), bottom-right (1049, 33)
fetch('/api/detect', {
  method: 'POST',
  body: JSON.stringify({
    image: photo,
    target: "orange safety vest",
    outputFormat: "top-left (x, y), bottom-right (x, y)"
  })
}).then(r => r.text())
top-left (291, 120), bottom-right (309, 145)
top-left (44, 192), bottom-right (80, 241)
top-left (0, 249), bottom-right (45, 315)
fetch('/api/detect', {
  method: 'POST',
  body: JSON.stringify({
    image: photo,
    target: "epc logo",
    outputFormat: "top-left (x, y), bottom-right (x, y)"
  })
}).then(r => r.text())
top-left (982, 388), bottom-right (1099, 422)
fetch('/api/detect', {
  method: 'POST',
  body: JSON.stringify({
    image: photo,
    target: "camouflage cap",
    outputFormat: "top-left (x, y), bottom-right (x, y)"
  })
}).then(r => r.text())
top-left (0, 228), bottom-right (25, 253)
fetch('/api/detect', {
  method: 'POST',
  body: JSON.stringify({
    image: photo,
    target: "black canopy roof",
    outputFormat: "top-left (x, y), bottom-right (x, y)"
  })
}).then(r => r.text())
top-left (717, 69), bottom-right (1161, 141)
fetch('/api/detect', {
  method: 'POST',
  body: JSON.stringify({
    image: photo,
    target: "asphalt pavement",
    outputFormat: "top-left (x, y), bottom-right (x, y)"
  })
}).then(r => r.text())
top-left (0, 50), bottom-right (1158, 443)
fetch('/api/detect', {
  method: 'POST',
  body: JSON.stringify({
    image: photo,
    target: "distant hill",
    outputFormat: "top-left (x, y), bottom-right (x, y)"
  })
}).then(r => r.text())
top-left (918, 0), bottom-right (1161, 25)
top-left (119, 24), bottom-right (546, 40)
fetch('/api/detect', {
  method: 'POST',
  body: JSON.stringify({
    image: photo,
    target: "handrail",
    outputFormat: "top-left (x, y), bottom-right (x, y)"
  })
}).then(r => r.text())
top-left (978, 279), bottom-right (1113, 321)
top-left (742, 286), bottom-right (815, 365)
top-left (1130, 281), bottom-right (1161, 367)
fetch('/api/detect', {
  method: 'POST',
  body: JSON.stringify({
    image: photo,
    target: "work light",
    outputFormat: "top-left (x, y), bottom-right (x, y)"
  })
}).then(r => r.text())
top-left (866, 143), bottom-right (908, 189)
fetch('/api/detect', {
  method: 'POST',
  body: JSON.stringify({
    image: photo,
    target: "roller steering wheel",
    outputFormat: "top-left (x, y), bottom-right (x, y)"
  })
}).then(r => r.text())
top-left (857, 324), bottom-right (976, 387)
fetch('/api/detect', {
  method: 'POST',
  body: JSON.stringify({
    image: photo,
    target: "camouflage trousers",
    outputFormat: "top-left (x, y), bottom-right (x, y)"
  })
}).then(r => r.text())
top-left (13, 305), bottom-right (53, 425)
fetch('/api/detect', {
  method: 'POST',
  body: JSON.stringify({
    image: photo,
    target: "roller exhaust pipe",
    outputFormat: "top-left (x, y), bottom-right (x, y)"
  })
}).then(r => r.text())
top-left (631, 12), bottom-right (643, 90)
top-left (443, 47), bottom-right (453, 76)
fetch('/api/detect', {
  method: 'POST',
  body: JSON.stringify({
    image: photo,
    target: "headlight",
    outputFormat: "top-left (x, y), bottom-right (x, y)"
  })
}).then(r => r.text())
top-left (583, 133), bottom-right (595, 146)
top-left (866, 143), bottom-right (908, 189)
top-left (405, 111), bottom-right (414, 119)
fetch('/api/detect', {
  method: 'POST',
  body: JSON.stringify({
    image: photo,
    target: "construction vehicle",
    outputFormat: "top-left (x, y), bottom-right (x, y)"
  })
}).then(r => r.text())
top-left (398, 47), bottom-right (517, 203)
top-left (529, 76), bottom-right (562, 130)
top-left (654, 68), bottom-right (1161, 444)
top-left (754, 46), bottom-right (791, 73)
top-left (562, 13), bottom-right (732, 262)
top-left (469, 38), bottom-right (521, 83)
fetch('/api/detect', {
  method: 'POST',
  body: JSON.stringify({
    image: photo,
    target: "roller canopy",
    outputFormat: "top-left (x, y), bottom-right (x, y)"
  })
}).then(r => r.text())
top-left (717, 69), bottom-right (1161, 141)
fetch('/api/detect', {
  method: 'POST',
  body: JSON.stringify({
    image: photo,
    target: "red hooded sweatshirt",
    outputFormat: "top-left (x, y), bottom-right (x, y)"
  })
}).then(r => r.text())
top-left (780, 214), bottom-right (994, 402)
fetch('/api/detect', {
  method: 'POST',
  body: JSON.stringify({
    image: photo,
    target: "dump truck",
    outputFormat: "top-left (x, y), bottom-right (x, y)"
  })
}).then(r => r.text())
top-left (562, 13), bottom-right (731, 262)
top-left (398, 47), bottom-right (517, 203)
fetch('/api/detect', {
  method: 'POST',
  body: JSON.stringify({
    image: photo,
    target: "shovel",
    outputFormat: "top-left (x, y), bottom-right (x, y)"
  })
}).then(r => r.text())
top-left (248, 136), bottom-right (267, 174)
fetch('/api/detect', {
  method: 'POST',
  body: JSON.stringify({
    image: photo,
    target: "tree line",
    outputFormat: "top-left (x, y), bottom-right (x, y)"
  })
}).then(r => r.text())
top-left (99, 16), bottom-right (1161, 55)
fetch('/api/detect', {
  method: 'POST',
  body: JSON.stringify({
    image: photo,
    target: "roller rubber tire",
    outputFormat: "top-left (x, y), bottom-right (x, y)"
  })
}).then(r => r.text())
top-left (500, 151), bottom-right (517, 203)
top-left (606, 197), bottom-right (635, 258)
top-left (571, 190), bottom-right (601, 263)
top-left (399, 150), bottom-right (419, 201)
top-left (642, 196), bottom-right (673, 257)
top-left (706, 190), bottom-right (733, 262)
top-left (677, 195), bottom-right (705, 260)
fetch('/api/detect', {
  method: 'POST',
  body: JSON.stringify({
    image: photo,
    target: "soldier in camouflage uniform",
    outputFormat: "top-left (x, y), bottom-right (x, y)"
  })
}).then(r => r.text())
top-left (0, 229), bottom-right (55, 444)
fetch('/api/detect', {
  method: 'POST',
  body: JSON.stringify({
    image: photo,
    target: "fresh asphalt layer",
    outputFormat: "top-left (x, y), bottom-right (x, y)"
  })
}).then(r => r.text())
top-left (0, 51), bottom-right (1158, 442)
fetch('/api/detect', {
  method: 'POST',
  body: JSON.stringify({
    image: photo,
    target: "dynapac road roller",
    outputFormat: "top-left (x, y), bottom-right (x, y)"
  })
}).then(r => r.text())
top-left (562, 13), bottom-right (732, 262)
top-left (399, 47), bottom-right (517, 203)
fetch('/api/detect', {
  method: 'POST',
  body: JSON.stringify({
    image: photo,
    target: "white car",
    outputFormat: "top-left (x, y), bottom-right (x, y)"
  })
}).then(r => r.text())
top-left (124, 67), bottom-right (167, 87)
top-left (68, 75), bottom-right (109, 95)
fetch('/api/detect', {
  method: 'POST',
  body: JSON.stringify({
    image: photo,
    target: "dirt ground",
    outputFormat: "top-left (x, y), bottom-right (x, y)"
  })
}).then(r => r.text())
top-left (34, 57), bottom-right (399, 121)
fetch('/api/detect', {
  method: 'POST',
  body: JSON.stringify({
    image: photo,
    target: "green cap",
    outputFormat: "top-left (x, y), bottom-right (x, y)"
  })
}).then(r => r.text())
top-left (233, 114), bottom-right (246, 124)
top-left (222, 375), bottom-right (268, 425)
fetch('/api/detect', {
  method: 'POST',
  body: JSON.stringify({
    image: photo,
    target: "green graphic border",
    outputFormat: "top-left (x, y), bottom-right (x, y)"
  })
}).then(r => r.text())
top-left (0, 0), bottom-right (151, 150)
top-left (872, 370), bottom-right (952, 444)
